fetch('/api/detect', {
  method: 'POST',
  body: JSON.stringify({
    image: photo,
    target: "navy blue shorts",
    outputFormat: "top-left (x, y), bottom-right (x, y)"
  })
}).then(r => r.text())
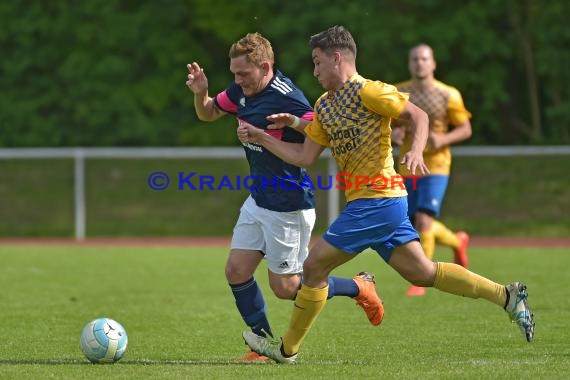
top-left (323, 197), bottom-right (419, 262)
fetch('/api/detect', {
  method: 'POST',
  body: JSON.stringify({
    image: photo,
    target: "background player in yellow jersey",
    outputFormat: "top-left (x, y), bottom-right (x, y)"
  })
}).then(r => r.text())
top-left (239, 25), bottom-right (534, 363)
top-left (393, 44), bottom-right (472, 296)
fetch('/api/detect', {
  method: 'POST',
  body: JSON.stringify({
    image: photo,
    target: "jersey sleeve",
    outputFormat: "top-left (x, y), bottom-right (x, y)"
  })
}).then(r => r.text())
top-left (213, 83), bottom-right (239, 114)
top-left (447, 87), bottom-right (472, 126)
top-left (304, 116), bottom-right (329, 147)
top-left (360, 81), bottom-right (409, 118)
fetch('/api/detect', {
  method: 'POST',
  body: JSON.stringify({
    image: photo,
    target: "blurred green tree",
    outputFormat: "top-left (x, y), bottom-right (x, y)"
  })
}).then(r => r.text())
top-left (0, 0), bottom-right (567, 146)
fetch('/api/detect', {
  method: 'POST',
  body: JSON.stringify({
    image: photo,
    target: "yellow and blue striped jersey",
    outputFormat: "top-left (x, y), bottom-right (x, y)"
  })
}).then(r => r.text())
top-left (305, 74), bottom-right (409, 202)
top-left (396, 79), bottom-right (471, 175)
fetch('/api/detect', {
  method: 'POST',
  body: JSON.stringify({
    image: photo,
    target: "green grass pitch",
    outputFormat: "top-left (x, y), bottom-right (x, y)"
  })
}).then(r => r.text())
top-left (0, 244), bottom-right (569, 379)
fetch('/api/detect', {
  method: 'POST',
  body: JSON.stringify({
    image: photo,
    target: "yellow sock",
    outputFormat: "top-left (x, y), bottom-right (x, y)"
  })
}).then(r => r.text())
top-left (282, 284), bottom-right (328, 355)
top-left (432, 220), bottom-right (460, 248)
top-left (433, 262), bottom-right (506, 307)
top-left (419, 230), bottom-right (436, 260)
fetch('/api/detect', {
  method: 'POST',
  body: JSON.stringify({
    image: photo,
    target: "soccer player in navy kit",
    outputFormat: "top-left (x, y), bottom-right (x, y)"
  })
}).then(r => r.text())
top-left (186, 32), bottom-right (384, 361)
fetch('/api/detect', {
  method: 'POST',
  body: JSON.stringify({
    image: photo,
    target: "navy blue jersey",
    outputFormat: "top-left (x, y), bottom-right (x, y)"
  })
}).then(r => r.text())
top-left (214, 71), bottom-right (315, 212)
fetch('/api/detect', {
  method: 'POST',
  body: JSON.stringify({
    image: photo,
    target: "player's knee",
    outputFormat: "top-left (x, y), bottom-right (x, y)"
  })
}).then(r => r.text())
top-left (407, 266), bottom-right (437, 286)
top-left (225, 262), bottom-right (254, 284)
top-left (270, 283), bottom-right (298, 300)
top-left (302, 257), bottom-right (321, 277)
top-left (302, 259), bottom-right (330, 285)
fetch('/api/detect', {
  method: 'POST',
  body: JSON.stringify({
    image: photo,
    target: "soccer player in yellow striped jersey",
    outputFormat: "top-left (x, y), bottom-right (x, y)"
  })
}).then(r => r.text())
top-left (239, 26), bottom-right (535, 363)
top-left (393, 44), bottom-right (472, 297)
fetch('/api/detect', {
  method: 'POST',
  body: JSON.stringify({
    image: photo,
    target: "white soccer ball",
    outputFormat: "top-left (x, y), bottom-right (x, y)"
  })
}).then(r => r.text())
top-left (80, 318), bottom-right (128, 363)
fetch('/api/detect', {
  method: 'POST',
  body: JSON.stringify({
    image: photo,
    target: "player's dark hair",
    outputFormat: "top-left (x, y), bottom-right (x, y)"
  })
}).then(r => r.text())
top-left (409, 43), bottom-right (435, 60)
top-left (309, 25), bottom-right (357, 58)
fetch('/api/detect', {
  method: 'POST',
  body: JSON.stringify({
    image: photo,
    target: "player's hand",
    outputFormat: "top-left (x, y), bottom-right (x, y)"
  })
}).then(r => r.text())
top-left (400, 150), bottom-right (429, 175)
top-left (427, 131), bottom-right (445, 150)
top-left (186, 62), bottom-right (208, 96)
top-left (391, 126), bottom-right (405, 146)
top-left (237, 122), bottom-right (263, 144)
top-left (266, 113), bottom-right (295, 130)
top-left (237, 125), bottom-right (249, 143)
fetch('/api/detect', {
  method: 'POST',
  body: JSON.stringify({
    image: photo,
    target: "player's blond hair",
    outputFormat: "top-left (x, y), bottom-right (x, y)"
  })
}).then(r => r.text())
top-left (229, 33), bottom-right (274, 67)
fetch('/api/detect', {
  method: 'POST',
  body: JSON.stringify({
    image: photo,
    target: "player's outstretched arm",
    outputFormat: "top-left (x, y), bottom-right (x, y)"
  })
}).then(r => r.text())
top-left (266, 113), bottom-right (311, 135)
top-left (186, 62), bottom-right (225, 121)
top-left (237, 124), bottom-right (324, 168)
top-left (398, 101), bottom-right (430, 175)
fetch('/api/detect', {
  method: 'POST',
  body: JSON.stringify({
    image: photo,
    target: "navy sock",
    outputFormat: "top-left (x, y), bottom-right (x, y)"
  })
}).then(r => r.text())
top-left (327, 276), bottom-right (359, 299)
top-left (230, 277), bottom-right (273, 338)
top-left (299, 274), bottom-right (359, 299)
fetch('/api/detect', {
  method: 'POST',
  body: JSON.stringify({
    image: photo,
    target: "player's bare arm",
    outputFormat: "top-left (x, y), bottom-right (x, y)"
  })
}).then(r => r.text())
top-left (266, 113), bottom-right (311, 135)
top-left (428, 121), bottom-right (472, 150)
top-left (186, 62), bottom-right (226, 121)
top-left (397, 101), bottom-right (430, 175)
top-left (237, 123), bottom-right (324, 168)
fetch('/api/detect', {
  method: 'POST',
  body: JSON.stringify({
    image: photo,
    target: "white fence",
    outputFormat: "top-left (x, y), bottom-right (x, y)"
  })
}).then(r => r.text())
top-left (1, 146), bottom-right (569, 240)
